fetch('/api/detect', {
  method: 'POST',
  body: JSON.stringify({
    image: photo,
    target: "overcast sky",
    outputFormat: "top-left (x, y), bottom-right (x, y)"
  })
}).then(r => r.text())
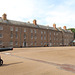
top-left (0, 0), bottom-right (75, 28)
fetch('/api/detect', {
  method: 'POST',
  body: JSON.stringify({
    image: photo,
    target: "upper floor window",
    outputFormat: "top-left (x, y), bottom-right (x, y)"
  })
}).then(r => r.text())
top-left (31, 29), bottom-right (33, 33)
top-left (54, 32), bottom-right (55, 35)
top-left (41, 31), bottom-right (43, 34)
top-left (15, 32), bottom-right (18, 39)
top-left (35, 35), bottom-right (37, 39)
top-left (15, 27), bottom-right (18, 31)
top-left (50, 32), bottom-right (51, 35)
top-left (34, 30), bottom-right (36, 33)
top-left (24, 33), bottom-right (26, 39)
top-left (10, 33), bottom-right (13, 38)
top-left (0, 34), bottom-right (3, 38)
top-left (44, 31), bottom-right (46, 34)
top-left (0, 26), bottom-right (3, 30)
top-left (41, 35), bottom-right (43, 40)
top-left (24, 28), bottom-right (26, 32)
top-left (50, 37), bottom-right (51, 40)
top-left (31, 34), bottom-right (33, 39)
top-left (10, 27), bottom-right (13, 31)
top-left (44, 36), bottom-right (46, 40)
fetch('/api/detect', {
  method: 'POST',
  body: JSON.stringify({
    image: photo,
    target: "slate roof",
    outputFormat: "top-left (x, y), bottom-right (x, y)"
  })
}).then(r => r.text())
top-left (57, 27), bottom-right (72, 33)
top-left (0, 18), bottom-right (72, 33)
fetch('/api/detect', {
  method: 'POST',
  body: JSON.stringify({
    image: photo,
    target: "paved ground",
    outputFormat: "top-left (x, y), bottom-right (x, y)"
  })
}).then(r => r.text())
top-left (0, 47), bottom-right (75, 75)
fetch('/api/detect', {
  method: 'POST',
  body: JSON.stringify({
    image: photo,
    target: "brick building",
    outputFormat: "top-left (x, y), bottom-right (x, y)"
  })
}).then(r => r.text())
top-left (0, 13), bottom-right (74, 48)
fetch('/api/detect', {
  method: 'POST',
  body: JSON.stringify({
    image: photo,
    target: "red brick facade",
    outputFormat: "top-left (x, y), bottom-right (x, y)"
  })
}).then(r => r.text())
top-left (0, 14), bottom-right (74, 48)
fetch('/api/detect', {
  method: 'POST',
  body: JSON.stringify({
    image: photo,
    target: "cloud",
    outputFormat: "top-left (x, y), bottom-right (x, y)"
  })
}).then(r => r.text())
top-left (0, 0), bottom-right (75, 28)
top-left (0, 0), bottom-right (35, 20)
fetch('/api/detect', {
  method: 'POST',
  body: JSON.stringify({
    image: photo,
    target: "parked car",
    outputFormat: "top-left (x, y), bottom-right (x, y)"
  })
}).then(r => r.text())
top-left (0, 47), bottom-right (13, 66)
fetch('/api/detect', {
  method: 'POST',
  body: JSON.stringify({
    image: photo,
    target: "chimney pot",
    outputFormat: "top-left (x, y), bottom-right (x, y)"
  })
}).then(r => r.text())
top-left (63, 26), bottom-right (66, 30)
top-left (53, 23), bottom-right (56, 29)
top-left (2, 13), bottom-right (7, 20)
top-left (33, 19), bottom-right (37, 25)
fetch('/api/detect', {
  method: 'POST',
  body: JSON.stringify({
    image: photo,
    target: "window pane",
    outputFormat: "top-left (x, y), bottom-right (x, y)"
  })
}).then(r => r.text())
top-left (24, 34), bottom-right (26, 39)
top-left (0, 41), bottom-right (2, 45)
top-left (10, 27), bottom-right (13, 31)
top-left (24, 28), bottom-right (26, 32)
top-left (34, 30), bottom-right (36, 33)
top-left (0, 34), bottom-right (3, 38)
top-left (15, 27), bottom-right (18, 31)
top-left (0, 26), bottom-right (3, 30)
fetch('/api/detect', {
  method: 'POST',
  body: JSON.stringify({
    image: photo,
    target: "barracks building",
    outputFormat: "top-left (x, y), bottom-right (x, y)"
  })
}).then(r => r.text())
top-left (0, 13), bottom-right (74, 48)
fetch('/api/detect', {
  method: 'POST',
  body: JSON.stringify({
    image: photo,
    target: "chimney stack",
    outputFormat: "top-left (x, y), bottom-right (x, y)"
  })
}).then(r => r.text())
top-left (63, 26), bottom-right (66, 30)
top-left (33, 19), bottom-right (37, 25)
top-left (53, 23), bottom-right (56, 29)
top-left (2, 13), bottom-right (7, 20)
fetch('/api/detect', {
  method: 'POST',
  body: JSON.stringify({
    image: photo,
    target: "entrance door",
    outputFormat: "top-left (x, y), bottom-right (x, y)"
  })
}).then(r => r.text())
top-left (23, 41), bottom-right (26, 47)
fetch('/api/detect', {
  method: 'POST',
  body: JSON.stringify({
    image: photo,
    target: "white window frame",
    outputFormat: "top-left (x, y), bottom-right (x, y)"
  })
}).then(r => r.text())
top-left (15, 27), bottom-right (18, 31)
top-left (24, 28), bottom-right (26, 32)
top-left (10, 27), bottom-right (13, 31)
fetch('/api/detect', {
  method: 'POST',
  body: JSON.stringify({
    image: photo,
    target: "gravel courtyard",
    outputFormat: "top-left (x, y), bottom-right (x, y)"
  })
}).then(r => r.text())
top-left (0, 47), bottom-right (75, 75)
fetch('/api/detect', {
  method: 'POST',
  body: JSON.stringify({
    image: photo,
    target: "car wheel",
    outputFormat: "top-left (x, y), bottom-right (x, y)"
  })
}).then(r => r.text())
top-left (0, 59), bottom-right (3, 66)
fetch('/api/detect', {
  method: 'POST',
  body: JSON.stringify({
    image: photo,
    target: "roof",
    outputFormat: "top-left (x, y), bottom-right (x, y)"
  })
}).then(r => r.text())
top-left (0, 18), bottom-right (56, 30)
top-left (0, 18), bottom-right (72, 33)
top-left (57, 27), bottom-right (72, 33)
